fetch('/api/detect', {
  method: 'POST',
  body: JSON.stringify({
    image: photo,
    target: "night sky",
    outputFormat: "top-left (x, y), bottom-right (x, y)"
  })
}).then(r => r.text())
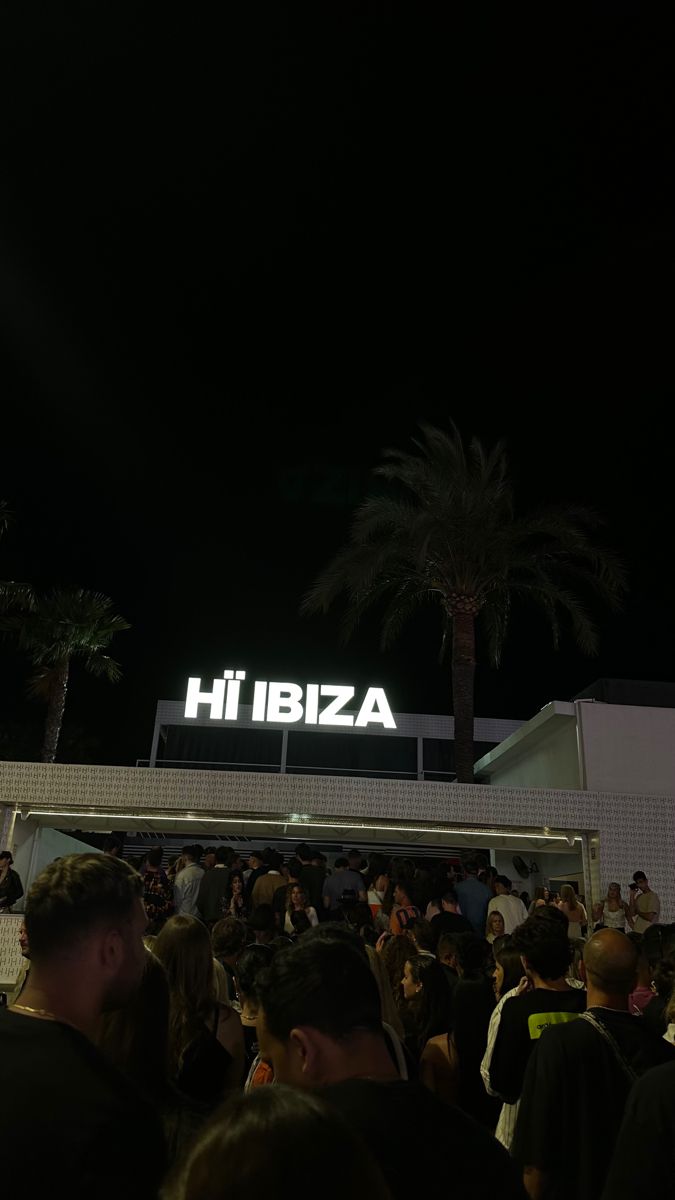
top-left (1, 6), bottom-right (673, 765)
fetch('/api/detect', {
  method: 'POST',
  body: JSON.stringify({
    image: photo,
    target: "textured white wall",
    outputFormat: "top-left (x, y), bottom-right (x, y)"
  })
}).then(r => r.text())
top-left (577, 702), bottom-right (675, 795)
top-left (0, 760), bottom-right (673, 920)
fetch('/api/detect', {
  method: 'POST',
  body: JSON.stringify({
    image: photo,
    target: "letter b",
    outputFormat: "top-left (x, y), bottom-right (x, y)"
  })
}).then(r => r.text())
top-left (266, 682), bottom-right (304, 723)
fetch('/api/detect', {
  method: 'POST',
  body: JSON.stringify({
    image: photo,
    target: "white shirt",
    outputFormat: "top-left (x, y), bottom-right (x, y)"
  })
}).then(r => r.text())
top-left (174, 862), bottom-right (205, 916)
top-left (487, 893), bottom-right (529, 934)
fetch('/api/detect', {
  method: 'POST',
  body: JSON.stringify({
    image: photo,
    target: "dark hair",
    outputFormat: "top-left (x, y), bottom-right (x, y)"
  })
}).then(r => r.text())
top-left (212, 917), bottom-right (247, 958)
top-left (237, 944), bottom-right (274, 1001)
top-left (103, 836), bottom-right (122, 855)
top-left (511, 917), bottom-right (572, 980)
top-left (532, 903), bottom-right (569, 932)
top-left (406, 918), bottom-right (435, 954)
top-left (438, 932), bottom-right (462, 961)
top-left (204, 847), bottom-right (217, 858)
top-left (98, 949), bottom-right (170, 1092)
top-left (286, 858), bottom-right (303, 880)
top-left (494, 937), bottom-right (525, 997)
top-left (404, 954), bottom-right (450, 1050)
top-left (495, 875), bottom-right (512, 890)
top-left (454, 932), bottom-right (491, 979)
top-left (642, 924), bottom-right (675, 999)
top-left (258, 938), bottom-right (382, 1043)
top-left (146, 847), bottom-right (163, 869)
top-left (193, 845), bottom-right (205, 860)
top-left (215, 847), bottom-right (229, 865)
top-left (0, 850), bottom-right (14, 864)
top-left (181, 845), bottom-right (196, 859)
top-left (302, 922), bottom-right (369, 961)
top-left (633, 871), bottom-right (647, 883)
top-left (154, 915), bottom-right (216, 1075)
top-left (168, 1086), bottom-right (390, 1200)
top-left (295, 843), bottom-right (312, 861)
top-left (442, 888), bottom-right (458, 906)
top-left (25, 854), bottom-right (143, 962)
top-left (334, 857), bottom-right (349, 869)
top-left (262, 848), bottom-right (283, 872)
top-left (348, 849), bottom-right (362, 862)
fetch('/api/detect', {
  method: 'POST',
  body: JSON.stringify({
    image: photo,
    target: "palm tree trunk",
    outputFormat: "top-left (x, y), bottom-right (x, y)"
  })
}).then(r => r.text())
top-left (41, 659), bottom-right (69, 763)
top-left (451, 612), bottom-right (476, 784)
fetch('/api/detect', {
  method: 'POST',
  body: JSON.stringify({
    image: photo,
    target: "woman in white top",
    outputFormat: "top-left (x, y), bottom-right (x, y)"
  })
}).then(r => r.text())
top-left (592, 881), bottom-right (630, 932)
top-left (283, 884), bottom-right (319, 935)
top-left (557, 884), bottom-right (587, 940)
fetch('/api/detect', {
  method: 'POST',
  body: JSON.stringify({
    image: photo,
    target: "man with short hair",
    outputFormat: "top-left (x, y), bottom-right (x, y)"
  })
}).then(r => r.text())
top-left (490, 917), bottom-right (585, 1108)
top-left (244, 851), bottom-right (267, 901)
top-left (174, 844), bottom-right (205, 917)
top-left (455, 861), bottom-right (492, 934)
top-left (629, 870), bottom-right (660, 934)
top-left (322, 857), bottom-right (367, 913)
top-left (389, 878), bottom-right (421, 935)
top-left (513, 929), bottom-right (675, 1200)
top-left (257, 937), bottom-right (526, 1199)
top-left (198, 846), bottom-right (231, 926)
top-left (296, 842), bottom-right (326, 915)
top-left (488, 875), bottom-right (529, 935)
top-left (0, 854), bottom-right (165, 1195)
top-left (347, 848), bottom-right (365, 876)
top-left (203, 847), bottom-right (217, 871)
top-left (430, 889), bottom-right (472, 944)
top-left (102, 835), bottom-right (122, 857)
top-left (252, 849), bottom-right (287, 908)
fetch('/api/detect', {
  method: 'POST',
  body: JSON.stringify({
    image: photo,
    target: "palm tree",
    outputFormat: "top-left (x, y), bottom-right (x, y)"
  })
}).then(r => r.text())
top-left (0, 588), bottom-right (130, 763)
top-left (302, 422), bottom-right (626, 783)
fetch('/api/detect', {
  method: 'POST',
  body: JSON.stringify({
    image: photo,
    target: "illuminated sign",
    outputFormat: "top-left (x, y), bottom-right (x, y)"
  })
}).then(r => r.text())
top-left (184, 670), bottom-right (396, 729)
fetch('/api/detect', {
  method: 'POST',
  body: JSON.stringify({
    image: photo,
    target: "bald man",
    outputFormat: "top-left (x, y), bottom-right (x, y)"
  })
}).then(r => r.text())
top-left (512, 930), bottom-right (675, 1200)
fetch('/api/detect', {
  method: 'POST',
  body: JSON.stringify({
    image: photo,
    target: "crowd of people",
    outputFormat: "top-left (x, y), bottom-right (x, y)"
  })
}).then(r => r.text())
top-left (1, 841), bottom-right (674, 1199)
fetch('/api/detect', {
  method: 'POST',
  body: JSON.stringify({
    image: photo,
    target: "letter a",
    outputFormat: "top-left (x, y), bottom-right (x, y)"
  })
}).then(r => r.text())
top-left (354, 687), bottom-right (396, 728)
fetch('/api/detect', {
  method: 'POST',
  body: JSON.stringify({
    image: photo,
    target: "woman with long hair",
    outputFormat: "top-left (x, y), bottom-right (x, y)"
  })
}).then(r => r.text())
top-left (486, 911), bottom-right (506, 945)
top-left (227, 872), bottom-right (248, 921)
top-left (592, 881), bottom-right (630, 932)
top-left (492, 937), bottom-right (525, 1001)
top-left (97, 948), bottom-right (206, 1162)
top-left (283, 883), bottom-right (318, 935)
top-left (400, 954), bottom-right (450, 1061)
top-left (557, 884), bottom-right (587, 939)
top-left (154, 915), bottom-right (244, 1107)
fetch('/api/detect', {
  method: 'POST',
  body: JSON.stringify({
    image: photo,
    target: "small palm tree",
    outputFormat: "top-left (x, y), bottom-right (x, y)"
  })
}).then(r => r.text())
top-left (302, 422), bottom-right (626, 783)
top-left (0, 587), bottom-right (130, 763)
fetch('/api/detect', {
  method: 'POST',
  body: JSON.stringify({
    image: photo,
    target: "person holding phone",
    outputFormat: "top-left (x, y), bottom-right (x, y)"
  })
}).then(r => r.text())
top-left (630, 871), bottom-right (660, 934)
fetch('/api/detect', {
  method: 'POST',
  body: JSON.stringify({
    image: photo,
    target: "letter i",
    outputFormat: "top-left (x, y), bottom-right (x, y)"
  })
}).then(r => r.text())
top-left (305, 684), bottom-right (319, 724)
top-left (224, 670), bottom-right (246, 720)
top-left (252, 680), bottom-right (268, 721)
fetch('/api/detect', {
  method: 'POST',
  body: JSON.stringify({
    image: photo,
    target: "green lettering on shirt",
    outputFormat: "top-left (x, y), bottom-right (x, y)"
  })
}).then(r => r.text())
top-left (527, 1010), bottom-right (581, 1040)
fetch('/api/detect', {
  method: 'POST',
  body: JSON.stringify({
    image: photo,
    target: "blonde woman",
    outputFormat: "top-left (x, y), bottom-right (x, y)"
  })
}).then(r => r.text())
top-left (557, 884), bottom-right (587, 939)
top-left (592, 882), bottom-right (630, 932)
top-left (486, 911), bottom-right (506, 944)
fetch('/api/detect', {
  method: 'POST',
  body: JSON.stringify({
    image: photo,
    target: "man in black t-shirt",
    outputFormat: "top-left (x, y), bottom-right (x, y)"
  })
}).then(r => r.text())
top-left (489, 917), bottom-right (585, 1104)
top-left (295, 842), bottom-right (326, 915)
top-left (1, 854), bottom-right (166, 1197)
top-left (512, 929), bottom-right (675, 1200)
top-left (430, 888), bottom-right (472, 945)
top-left (601, 1061), bottom-right (675, 1199)
top-left (257, 934), bottom-right (526, 1200)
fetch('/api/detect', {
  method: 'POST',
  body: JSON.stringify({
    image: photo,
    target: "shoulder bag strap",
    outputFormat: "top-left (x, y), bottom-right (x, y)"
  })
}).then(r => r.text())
top-left (579, 1011), bottom-right (638, 1084)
